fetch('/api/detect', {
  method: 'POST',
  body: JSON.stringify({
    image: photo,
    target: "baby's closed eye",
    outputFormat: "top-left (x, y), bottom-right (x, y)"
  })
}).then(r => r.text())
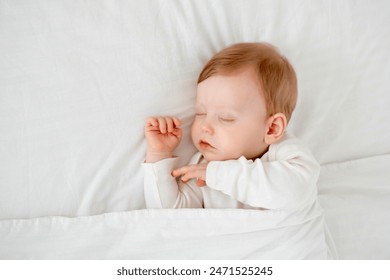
top-left (219, 114), bottom-right (236, 122)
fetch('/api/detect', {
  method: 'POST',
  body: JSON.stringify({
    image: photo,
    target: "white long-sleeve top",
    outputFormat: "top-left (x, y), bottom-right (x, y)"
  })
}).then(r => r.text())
top-left (142, 132), bottom-right (320, 210)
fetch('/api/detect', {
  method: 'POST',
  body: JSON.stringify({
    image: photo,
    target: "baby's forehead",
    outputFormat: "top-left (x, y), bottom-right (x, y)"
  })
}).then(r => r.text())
top-left (195, 93), bottom-right (265, 116)
top-left (197, 70), bottom-right (264, 99)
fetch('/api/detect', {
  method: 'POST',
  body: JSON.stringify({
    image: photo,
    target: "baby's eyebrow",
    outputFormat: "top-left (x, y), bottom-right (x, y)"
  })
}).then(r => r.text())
top-left (195, 104), bottom-right (206, 111)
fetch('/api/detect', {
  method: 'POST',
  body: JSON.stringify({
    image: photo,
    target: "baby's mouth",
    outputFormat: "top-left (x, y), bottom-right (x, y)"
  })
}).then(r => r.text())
top-left (199, 139), bottom-right (215, 150)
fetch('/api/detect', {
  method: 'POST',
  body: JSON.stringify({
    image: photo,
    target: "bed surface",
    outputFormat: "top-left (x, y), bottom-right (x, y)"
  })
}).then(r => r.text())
top-left (1, 0), bottom-right (389, 259)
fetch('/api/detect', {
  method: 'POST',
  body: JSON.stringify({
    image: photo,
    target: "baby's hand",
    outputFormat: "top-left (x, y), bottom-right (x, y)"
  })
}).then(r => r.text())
top-left (172, 163), bottom-right (208, 187)
top-left (145, 116), bottom-right (182, 163)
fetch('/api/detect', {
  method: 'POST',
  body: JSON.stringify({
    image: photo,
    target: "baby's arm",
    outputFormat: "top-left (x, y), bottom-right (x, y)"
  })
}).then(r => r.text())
top-left (143, 116), bottom-right (203, 208)
top-left (143, 158), bottom-right (203, 208)
top-left (206, 138), bottom-right (320, 210)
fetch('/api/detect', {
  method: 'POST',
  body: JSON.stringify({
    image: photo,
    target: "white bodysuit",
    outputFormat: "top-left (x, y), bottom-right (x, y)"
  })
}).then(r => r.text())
top-left (142, 132), bottom-right (320, 211)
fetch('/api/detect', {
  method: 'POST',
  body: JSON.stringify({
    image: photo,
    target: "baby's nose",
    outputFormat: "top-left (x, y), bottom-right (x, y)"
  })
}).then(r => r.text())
top-left (201, 120), bottom-right (214, 134)
top-left (201, 118), bottom-right (213, 134)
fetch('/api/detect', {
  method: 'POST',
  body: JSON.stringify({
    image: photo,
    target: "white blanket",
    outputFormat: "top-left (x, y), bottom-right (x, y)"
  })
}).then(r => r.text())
top-left (0, 203), bottom-right (331, 259)
top-left (318, 154), bottom-right (390, 259)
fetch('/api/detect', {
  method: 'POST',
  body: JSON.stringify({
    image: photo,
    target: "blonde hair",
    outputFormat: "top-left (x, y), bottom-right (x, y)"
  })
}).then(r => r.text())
top-left (198, 42), bottom-right (297, 122)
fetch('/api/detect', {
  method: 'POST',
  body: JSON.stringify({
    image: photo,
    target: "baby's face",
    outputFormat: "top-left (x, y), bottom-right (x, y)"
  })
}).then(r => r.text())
top-left (191, 67), bottom-right (270, 162)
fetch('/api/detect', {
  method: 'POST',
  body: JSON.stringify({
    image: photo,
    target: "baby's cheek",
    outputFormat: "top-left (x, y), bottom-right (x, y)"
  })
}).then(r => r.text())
top-left (235, 135), bottom-right (255, 157)
top-left (190, 125), bottom-right (199, 143)
top-left (220, 140), bottom-right (240, 159)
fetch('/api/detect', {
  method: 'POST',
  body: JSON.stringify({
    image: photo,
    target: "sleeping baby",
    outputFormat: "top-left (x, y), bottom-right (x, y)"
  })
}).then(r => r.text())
top-left (142, 42), bottom-right (320, 210)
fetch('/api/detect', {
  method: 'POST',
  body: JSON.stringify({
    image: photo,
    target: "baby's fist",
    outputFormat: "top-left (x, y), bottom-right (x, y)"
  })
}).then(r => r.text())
top-left (145, 116), bottom-right (182, 162)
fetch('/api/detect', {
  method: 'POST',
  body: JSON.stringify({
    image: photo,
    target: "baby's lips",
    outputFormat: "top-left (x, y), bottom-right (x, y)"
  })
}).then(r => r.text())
top-left (199, 139), bottom-right (215, 149)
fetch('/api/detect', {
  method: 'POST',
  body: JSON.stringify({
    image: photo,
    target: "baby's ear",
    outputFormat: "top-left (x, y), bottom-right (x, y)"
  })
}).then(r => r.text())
top-left (264, 113), bottom-right (287, 145)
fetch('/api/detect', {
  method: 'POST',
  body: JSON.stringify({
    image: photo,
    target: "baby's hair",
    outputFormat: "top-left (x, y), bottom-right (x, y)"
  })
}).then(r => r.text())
top-left (198, 42), bottom-right (297, 122)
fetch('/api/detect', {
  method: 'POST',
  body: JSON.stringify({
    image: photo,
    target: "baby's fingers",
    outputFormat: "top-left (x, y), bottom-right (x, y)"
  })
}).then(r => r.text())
top-left (172, 165), bottom-right (193, 178)
top-left (145, 116), bottom-right (159, 127)
top-left (172, 164), bottom-right (206, 183)
top-left (196, 179), bottom-right (206, 187)
top-left (172, 117), bottom-right (181, 128)
top-left (171, 167), bottom-right (183, 178)
top-left (145, 116), bottom-right (181, 134)
top-left (156, 116), bottom-right (167, 133)
top-left (165, 116), bottom-right (175, 133)
top-left (157, 116), bottom-right (179, 134)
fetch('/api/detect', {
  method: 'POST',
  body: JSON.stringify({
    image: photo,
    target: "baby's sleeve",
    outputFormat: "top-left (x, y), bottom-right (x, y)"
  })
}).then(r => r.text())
top-left (142, 158), bottom-right (203, 208)
top-left (205, 139), bottom-right (320, 210)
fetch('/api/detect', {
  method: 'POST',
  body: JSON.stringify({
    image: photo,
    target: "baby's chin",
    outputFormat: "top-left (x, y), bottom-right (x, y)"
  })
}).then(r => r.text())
top-left (198, 151), bottom-right (217, 162)
top-left (199, 151), bottom-right (236, 162)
